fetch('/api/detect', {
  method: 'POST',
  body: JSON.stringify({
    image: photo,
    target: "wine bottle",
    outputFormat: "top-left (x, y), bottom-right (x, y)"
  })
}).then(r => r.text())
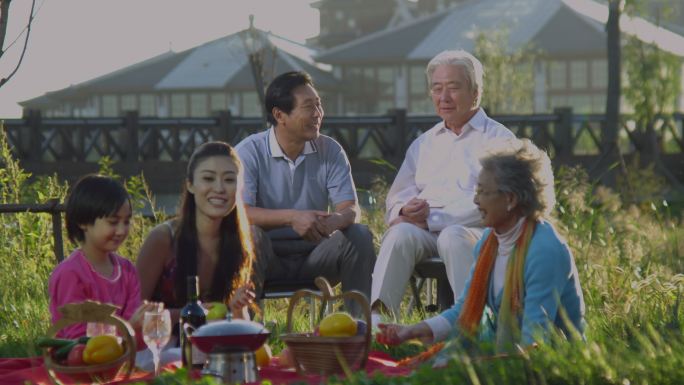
top-left (180, 275), bottom-right (207, 368)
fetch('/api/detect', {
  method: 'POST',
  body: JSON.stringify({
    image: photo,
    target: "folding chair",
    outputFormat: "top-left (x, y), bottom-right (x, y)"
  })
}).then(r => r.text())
top-left (408, 257), bottom-right (454, 313)
top-left (260, 279), bottom-right (322, 328)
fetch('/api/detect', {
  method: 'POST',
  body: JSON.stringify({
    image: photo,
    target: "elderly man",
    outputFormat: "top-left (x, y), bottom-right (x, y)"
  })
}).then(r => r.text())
top-left (236, 71), bottom-right (376, 316)
top-left (371, 50), bottom-right (515, 321)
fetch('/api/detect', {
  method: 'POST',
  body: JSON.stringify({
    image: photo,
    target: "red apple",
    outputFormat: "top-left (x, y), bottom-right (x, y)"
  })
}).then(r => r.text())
top-left (66, 344), bottom-right (86, 366)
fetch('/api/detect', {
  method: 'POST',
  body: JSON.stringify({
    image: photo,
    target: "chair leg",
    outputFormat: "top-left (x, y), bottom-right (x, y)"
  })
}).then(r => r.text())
top-left (436, 278), bottom-right (454, 312)
top-left (409, 276), bottom-right (424, 314)
top-left (305, 297), bottom-right (315, 330)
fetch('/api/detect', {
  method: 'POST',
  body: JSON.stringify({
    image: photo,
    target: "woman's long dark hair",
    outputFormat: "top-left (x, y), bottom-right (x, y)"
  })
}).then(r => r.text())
top-left (172, 141), bottom-right (255, 305)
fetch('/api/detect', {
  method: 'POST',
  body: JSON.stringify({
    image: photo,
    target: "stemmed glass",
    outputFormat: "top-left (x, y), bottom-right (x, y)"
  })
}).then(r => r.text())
top-left (142, 308), bottom-right (172, 376)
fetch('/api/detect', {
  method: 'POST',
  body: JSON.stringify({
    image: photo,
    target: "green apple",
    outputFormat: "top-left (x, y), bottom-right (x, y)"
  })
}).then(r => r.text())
top-left (206, 302), bottom-right (228, 320)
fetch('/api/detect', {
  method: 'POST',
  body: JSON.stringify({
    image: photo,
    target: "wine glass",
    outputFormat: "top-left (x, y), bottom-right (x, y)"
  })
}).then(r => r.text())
top-left (142, 309), bottom-right (172, 376)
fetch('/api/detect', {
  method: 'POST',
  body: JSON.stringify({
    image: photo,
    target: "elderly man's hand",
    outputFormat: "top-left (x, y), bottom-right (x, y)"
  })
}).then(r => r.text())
top-left (291, 210), bottom-right (330, 242)
top-left (401, 198), bottom-right (429, 223)
top-left (390, 198), bottom-right (429, 229)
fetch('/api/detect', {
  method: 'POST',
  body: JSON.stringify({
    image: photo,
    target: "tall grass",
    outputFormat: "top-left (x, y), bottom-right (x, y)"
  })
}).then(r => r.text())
top-left (2, 123), bottom-right (684, 383)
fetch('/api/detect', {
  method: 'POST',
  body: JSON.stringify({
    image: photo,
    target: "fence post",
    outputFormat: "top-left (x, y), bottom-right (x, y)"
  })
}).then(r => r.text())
top-left (391, 108), bottom-right (407, 163)
top-left (27, 110), bottom-right (42, 161)
top-left (125, 111), bottom-right (140, 162)
top-left (553, 107), bottom-right (573, 164)
top-left (216, 110), bottom-right (233, 144)
top-left (49, 198), bottom-right (65, 263)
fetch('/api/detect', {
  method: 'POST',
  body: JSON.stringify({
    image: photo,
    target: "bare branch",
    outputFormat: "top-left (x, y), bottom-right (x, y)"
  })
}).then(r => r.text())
top-left (0, 0), bottom-right (12, 58)
top-left (0, 0), bottom-right (34, 89)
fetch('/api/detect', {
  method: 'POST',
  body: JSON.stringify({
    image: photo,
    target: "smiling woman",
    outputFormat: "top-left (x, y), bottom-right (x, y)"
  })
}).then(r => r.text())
top-left (136, 142), bottom-right (260, 332)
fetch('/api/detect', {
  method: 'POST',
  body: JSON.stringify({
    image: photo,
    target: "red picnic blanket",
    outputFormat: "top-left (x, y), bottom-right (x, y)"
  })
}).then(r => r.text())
top-left (0, 351), bottom-right (412, 385)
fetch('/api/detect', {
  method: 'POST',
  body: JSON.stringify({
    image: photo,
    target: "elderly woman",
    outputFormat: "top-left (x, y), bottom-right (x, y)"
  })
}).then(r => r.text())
top-left (377, 138), bottom-right (584, 352)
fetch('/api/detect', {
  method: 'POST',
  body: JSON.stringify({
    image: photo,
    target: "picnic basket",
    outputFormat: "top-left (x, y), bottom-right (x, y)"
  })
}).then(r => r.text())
top-left (42, 301), bottom-right (136, 384)
top-left (280, 277), bottom-right (371, 376)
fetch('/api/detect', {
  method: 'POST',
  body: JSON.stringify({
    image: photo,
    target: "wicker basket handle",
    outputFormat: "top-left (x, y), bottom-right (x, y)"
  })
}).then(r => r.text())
top-left (43, 300), bottom-right (136, 385)
top-left (285, 277), bottom-right (372, 369)
top-left (314, 276), bottom-right (335, 298)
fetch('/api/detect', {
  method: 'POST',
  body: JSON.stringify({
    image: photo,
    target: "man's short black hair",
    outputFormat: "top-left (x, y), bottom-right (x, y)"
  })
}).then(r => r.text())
top-left (65, 174), bottom-right (130, 243)
top-left (265, 71), bottom-right (314, 126)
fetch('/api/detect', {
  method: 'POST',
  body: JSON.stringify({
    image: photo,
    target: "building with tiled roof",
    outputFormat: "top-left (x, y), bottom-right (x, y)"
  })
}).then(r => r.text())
top-left (20, 28), bottom-right (339, 118)
top-left (314, 0), bottom-right (684, 115)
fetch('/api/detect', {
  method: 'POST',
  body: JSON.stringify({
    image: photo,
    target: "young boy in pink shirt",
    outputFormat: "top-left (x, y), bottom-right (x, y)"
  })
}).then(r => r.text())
top-left (48, 175), bottom-right (156, 338)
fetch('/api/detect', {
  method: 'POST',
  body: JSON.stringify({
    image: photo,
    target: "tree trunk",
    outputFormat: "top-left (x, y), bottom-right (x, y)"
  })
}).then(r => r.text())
top-left (602, 0), bottom-right (623, 185)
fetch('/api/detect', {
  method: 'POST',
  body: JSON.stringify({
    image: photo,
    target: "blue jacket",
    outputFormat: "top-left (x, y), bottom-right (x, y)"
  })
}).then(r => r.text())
top-left (440, 220), bottom-right (585, 345)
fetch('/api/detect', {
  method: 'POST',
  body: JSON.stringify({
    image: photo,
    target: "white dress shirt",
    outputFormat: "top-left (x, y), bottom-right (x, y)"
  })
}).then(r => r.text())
top-left (385, 108), bottom-right (515, 232)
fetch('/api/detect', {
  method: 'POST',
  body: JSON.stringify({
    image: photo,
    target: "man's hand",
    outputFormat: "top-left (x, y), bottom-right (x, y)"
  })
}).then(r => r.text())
top-left (291, 210), bottom-right (330, 242)
top-left (319, 212), bottom-right (346, 236)
top-left (390, 198), bottom-right (429, 229)
top-left (401, 198), bottom-right (429, 222)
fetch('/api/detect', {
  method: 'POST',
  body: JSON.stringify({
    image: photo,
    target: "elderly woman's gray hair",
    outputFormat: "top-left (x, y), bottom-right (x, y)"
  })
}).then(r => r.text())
top-left (426, 50), bottom-right (484, 107)
top-left (480, 138), bottom-right (556, 220)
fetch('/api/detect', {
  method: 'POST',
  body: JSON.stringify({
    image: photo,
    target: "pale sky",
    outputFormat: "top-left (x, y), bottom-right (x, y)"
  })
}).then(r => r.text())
top-left (0, 0), bottom-right (319, 118)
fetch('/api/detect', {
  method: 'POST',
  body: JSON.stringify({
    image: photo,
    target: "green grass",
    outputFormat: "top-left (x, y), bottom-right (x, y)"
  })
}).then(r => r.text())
top-left (2, 125), bottom-right (684, 383)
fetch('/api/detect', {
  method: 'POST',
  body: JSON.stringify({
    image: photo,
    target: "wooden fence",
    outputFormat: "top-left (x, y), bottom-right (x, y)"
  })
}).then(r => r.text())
top-left (1, 109), bottom-right (683, 193)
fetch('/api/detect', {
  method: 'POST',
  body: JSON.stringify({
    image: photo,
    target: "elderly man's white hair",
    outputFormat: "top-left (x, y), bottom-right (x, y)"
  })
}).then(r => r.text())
top-left (425, 50), bottom-right (484, 107)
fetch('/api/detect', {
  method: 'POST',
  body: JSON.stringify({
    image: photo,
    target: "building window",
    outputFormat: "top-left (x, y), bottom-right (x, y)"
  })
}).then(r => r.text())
top-left (409, 65), bottom-right (427, 96)
top-left (568, 94), bottom-right (592, 113)
top-left (140, 94), bottom-right (156, 116)
top-left (378, 67), bottom-right (394, 97)
top-left (548, 95), bottom-right (568, 110)
top-left (319, 91), bottom-right (336, 115)
top-left (241, 92), bottom-right (260, 117)
top-left (121, 94), bottom-right (136, 112)
top-left (210, 92), bottom-right (228, 113)
top-left (591, 59), bottom-right (608, 89)
top-left (171, 93), bottom-right (187, 117)
top-left (409, 98), bottom-right (432, 115)
top-left (102, 95), bottom-right (118, 117)
top-left (570, 60), bottom-right (588, 89)
top-left (190, 93), bottom-right (208, 117)
top-left (377, 100), bottom-right (394, 114)
top-left (548, 61), bottom-right (566, 90)
top-left (591, 94), bottom-right (606, 113)
top-left (363, 68), bottom-right (374, 94)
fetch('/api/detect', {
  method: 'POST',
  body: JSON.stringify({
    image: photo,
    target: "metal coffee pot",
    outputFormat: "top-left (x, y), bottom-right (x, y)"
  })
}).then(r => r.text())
top-left (183, 316), bottom-right (269, 384)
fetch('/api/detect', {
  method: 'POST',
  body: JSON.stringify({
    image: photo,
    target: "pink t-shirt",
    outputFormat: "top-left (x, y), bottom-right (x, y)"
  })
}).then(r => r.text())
top-left (48, 249), bottom-right (142, 338)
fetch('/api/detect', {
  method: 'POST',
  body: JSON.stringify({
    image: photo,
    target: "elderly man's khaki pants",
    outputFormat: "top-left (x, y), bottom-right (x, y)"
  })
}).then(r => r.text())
top-left (371, 222), bottom-right (483, 315)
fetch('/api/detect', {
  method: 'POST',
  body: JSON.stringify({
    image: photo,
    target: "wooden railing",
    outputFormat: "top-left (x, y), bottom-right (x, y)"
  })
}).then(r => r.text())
top-left (2, 109), bottom-right (683, 193)
top-left (0, 200), bottom-right (65, 262)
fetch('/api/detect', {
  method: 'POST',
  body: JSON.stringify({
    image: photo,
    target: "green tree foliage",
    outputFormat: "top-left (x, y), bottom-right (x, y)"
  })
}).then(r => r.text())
top-left (474, 29), bottom-right (536, 114)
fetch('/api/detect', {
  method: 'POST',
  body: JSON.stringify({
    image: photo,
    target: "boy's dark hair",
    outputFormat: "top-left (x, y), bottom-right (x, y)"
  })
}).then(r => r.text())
top-left (65, 174), bottom-right (130, 243)
top-left (265, 71), bottom-right (314, 126)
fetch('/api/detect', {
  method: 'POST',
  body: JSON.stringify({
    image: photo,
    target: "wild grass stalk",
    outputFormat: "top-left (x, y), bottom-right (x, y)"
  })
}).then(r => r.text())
top-left (2, 124), bottom-right (684, 383)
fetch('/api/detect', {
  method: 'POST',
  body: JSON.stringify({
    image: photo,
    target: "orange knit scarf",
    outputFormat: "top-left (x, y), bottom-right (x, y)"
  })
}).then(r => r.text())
top-left (457, 219), bottom-right (536, 349)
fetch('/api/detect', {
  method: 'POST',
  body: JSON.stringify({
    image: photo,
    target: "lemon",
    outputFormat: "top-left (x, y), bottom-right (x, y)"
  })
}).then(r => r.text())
top-left (318, 312), bottom-right (357, 337)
